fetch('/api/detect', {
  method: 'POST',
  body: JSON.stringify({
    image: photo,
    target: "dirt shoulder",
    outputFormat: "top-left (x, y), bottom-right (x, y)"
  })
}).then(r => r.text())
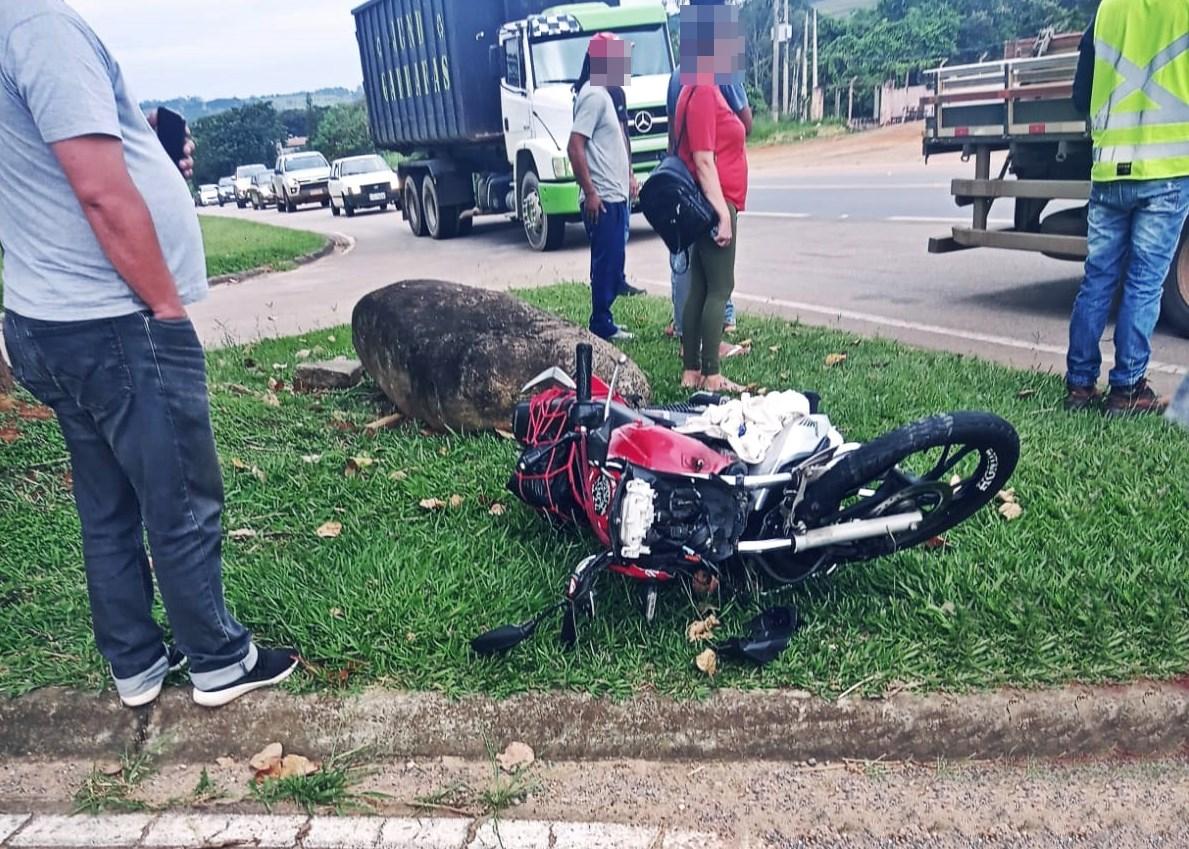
top-left (748, 121), bottom-right (928, 174)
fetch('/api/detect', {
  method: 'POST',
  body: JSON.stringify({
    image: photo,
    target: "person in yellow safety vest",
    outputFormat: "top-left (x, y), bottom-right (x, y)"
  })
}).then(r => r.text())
top-left (1065, 0), bottom-right (1189, 416)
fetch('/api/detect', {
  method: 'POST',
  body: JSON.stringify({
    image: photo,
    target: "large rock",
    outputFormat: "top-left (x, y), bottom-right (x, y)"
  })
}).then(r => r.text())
top-left (352, 280), bottom-right (651, 432)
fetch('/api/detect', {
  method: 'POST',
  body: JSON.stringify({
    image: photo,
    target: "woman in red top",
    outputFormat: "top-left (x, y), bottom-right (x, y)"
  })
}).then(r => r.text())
top-left (676, 82), bottom-right (749, 392)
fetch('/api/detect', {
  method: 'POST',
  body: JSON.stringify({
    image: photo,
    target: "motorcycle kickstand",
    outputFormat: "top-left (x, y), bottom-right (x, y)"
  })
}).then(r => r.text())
top-left (642, 582), bottom-right (660, 624)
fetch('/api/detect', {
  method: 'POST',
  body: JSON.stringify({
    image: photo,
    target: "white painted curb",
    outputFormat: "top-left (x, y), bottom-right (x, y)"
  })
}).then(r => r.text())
top-left (0, 814), bottom-right (729, 849)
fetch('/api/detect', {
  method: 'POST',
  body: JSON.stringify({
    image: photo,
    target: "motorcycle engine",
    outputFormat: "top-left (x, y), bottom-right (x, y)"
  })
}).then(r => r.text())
top-left (610, 466), bottom-right (748, 567)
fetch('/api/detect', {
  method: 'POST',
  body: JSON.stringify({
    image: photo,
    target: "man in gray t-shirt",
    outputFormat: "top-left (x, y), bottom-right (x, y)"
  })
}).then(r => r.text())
top-left (0, 0), bottom-right (297, 709)
top-left (567, 33), bottom-right (636, 341)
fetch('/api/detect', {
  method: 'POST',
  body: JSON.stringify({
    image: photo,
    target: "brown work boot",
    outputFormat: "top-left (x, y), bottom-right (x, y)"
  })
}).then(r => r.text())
top-left (1064, 383), bottom-right (1103, 412)
top-left (1105, 379), bottom-right (1167, 417)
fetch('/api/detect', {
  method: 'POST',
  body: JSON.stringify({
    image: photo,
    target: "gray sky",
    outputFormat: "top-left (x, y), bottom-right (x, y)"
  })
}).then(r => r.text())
top-left (69, 0), bottom-right (366, 101)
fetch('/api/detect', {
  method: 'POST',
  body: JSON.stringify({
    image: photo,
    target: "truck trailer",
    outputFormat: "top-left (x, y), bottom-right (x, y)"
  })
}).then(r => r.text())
top-left (922, 32), bottom-right (1189, 338)
top-left (352, 0), bottom-right (673, 251)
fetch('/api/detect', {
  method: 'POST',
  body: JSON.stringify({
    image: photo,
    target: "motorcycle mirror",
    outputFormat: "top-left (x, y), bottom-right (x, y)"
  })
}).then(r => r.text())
top-left (471, 621), bottom-right (540, 656)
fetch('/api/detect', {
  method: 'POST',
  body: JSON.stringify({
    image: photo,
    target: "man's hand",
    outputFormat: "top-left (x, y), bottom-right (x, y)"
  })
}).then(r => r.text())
top-left (146, 108), bottom-right (197, 180)
top-left (629, 174), bottom-right (640, 202)
top-left (152, 301), bottom-right (188, 321)
top-left (584, 189), bottom-right (606, 224)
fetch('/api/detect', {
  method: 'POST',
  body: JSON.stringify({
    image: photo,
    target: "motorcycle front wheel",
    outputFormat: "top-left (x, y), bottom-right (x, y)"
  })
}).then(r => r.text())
top-left (756, 411), bottom-right (1020, 583)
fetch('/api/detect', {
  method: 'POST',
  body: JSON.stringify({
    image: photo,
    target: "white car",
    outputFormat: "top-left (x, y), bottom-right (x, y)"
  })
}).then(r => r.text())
top-left (328, 155), bottom-right (399, 218)
top-left (194, 184), bottom-right (219, 207)
top-left (234, 164), bottom-right (268, 208)
top-left (272, 152), bottom-right (331, 213)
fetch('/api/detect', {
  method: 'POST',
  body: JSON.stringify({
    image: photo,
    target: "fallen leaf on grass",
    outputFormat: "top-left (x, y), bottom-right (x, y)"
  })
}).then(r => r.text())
top-left (302, 454), bottom-right (322, 464)
top-left (1017, 388), bottom-right (1038, 399)
top-left (438, 446), bottom-right (449, 457)
top-left (261, 392), bottom-right (281, 409)
top-left (996, 488), bottom-right (1017, 504)
top-left (695, 648), bottom-right (718, 678)
top-left (496, 742), bottom-right (535, 774)
top-left (998, 502), bottom-right (1024, 522)
top-left (686, 614), bottom-right (721, 644)
top-left (327, 335), bottom-right (336, 343)
top-left (0, 427), bottom-right (20, 445)
top-left (489, 503), bottom-right (506, 516)
top-left (249, 743), bottom-right (283, 773)
top-left (344, 456), bottom-right (376, 477)
top-left (271, 363), bottom-right (287, 371)
top-left (924, 535), bottom-right (948, 551)
top-left (495, 429), bottom-right (517, 441)
top-left (389, 470), bottom-right (409, 482)
top-left (419, 498), bottom-right (447, 511)
top-left (329, 420), bottom-right (356, 433)
top-left (278, 755), bottom-right (320, 779)
top-left (231, 458), bottom-right (248, 471)
top-left (768, 345), bottom-right (782, 353)
top-left (824, 353), bottom-right (848, 368)
top-left (17, 403), bottom-right (54, 421)
top-left (330, 607), bottom-right (345, 619)
top-left (316, 521), bottom-right (343, 539)
top-left (364, 413), bottom-right (404, 433)
top-left (295, 349), bottom-right (312, 361)
top-left (252, 467), bottom-right (267, 483)
top-left (448, 494), bottom-right (464, 509)
top-left (226, 383), bottom-right (254, 396)
top-left (229, 529), bottom-right (258, 541)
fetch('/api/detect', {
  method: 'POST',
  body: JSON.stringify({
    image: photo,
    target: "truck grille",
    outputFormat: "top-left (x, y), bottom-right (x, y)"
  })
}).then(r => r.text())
top-left (628, 105), bottom-right (669, 139)
top-left (631, 149), bottom-right (666, 168)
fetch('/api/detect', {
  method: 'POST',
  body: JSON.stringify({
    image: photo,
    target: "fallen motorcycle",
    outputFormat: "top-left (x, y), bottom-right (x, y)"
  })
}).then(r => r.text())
top-left (473, 343), bottom-right (1020, 657)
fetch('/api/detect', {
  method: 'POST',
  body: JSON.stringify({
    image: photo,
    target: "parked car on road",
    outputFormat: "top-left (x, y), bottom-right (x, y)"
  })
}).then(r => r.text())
top-left (217, 177), bottom-right (236, 206)
top-left (273, 152), bottom-right (331, 213)
top-left (247, 172), bottom-right (277, 209)
top-left (194, 184), bottom-right (219, 207)
top-left (234, 164), bottom-right (269, 208)
top-left (328, 154), bottom-right (399, 217)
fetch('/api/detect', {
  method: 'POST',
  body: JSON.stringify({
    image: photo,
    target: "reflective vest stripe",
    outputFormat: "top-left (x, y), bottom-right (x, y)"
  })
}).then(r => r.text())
top-left (1094, 140), bottom-right (1189, 163)
top-left (1093, 34), bottom-right (1189, 131)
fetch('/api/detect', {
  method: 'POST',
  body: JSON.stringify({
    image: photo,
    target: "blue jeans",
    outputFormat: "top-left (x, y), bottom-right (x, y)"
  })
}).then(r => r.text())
top-left (585, 201), bottom-right (628, 338)
top-left (3, 311), bottom-right (256, 699)
top-left (1067, 178), bottom-right (1189, 390)
top-left (672, 255), bottom-right (736, 335)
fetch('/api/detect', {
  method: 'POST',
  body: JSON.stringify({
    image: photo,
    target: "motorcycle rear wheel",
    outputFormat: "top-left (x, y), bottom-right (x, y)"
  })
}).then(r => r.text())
top-left (756, 411), bottom-right (1020, 583)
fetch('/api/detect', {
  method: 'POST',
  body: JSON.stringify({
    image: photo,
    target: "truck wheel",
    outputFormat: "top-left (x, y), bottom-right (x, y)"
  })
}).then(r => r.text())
top-left (404, 178), bottom-right (428, 237)
top-left (345, 202), bottom-right (356, 218)
top-left (422, 176), bottom-right (460, 240)
top-left (277, 194), bottom-right (287, 214)
top-left (520, 169), bottom-right (564, 252)
top-left (1162, 228), bottom-right (1189, 339)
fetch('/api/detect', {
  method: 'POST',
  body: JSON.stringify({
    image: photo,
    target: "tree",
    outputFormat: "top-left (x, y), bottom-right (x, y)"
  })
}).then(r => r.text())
top-left (190, 102), bottom-right (284, 185)
top-left (309, 103), bottom-right (374, 161)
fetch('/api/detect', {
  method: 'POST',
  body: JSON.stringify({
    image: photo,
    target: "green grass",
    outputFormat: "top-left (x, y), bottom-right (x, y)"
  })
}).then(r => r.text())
top-left (1, 285), bottom-right (1187, 701)
top-left (0, 220), bottom-right (325, 307)
top-left (199, 216), bottom-right (325, 278)
top-left (748, 116), bottom-right (849, 147)
top-left (249, 749), bottom-right (378, 814)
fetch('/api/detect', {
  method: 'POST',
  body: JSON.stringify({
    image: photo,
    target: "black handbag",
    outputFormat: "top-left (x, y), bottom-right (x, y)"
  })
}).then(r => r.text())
top-left (639, 93), bottom-right (719, 259)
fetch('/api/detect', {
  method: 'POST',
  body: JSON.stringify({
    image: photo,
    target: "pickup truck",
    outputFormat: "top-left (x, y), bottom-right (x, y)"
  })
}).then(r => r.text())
top-left (923, 32), bottom-right (1189, 337)
top-left (353, 0), bottom-right (673, 251)
top-left (272, 152), bottom-right (332, 213)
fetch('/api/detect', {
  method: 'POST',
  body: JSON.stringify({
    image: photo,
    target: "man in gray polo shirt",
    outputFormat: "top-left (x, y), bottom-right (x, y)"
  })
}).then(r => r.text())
top-left (0, 0), bottom-right (297, 707)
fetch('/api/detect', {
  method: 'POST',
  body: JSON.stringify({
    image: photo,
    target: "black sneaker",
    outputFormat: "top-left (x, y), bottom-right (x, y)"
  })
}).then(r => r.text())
top-left (618, 283), bottom-right (646, 297)
top-left (167, 644), bottom-right (188, 673)
top-left (118, 645), bottom-right (190, 708)
top-left (192, 648), bottom-right (299, 708)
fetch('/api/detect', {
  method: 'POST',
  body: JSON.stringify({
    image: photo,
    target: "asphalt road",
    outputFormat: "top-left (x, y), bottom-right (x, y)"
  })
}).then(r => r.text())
top-left (196, 156), bottom-right (1189, 395)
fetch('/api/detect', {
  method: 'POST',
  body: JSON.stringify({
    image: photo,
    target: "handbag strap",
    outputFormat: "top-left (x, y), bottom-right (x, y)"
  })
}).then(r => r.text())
top-left (672, 86), bottom-right (692, 156)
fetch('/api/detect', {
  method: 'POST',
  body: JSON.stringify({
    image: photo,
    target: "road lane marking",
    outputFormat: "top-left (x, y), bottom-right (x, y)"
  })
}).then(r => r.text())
top-left (634, 279), bottom-right (1187, 377)
top-left (739, 211), bottom-right (811, 219)
top-left (751, 183), bottom-right (951, 190)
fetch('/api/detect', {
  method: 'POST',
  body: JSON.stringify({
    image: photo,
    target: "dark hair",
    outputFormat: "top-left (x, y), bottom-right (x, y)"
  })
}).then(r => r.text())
top-left (574, 52), bottom-right (591, 94)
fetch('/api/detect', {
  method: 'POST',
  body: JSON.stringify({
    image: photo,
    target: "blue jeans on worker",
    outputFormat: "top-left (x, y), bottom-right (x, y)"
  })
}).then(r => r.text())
top-left (671, 256), bottom-right (736, 335)
top-left (1067, 177), bottom-right (1189, 390)
top-left (585, 200), bottom-right (629, 338)
top-left (3, 311), bottom-right (256, 702)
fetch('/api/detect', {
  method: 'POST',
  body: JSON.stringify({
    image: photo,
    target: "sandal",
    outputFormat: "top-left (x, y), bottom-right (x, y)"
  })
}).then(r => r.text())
top-left (702, 375), bottom-right (745, 394)
top-left (681, 370), bottom-right (703, 390)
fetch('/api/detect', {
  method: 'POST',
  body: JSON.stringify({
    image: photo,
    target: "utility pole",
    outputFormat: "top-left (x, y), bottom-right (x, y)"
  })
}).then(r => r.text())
top-left (782, 0), bottom-right (791, 117)
top-left (847, 76), bottom-right (857, 127)
top-left (800, 10), bottom-right (809, 121)
top-left (771, 0), bottom-right (780, 122)
top-left (812, 8), bottom-right (820, 121)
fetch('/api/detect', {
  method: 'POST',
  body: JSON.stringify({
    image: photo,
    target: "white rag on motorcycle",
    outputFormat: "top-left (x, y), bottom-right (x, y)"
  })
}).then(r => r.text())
top-left (675, 391), bottom-right (812, 464)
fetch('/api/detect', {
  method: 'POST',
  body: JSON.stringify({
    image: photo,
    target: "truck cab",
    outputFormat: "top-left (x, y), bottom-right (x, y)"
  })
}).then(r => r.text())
top-left (497, 3), bottom-right (673, 250)
top-left (354, 0), bottom-right (673, 251)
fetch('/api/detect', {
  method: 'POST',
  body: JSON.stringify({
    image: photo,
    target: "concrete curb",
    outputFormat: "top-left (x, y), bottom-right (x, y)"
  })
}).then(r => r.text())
top-left (207, 233), bottom-right (348, 288)
top-left (2, 682), bottom-right (1187, 764)
top-left (0, 813), bottom-right (723, 849)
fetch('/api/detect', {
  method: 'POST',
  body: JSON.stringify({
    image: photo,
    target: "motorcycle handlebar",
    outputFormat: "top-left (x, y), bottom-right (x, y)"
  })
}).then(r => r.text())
top-left (575, 344), bottom-right (593, 404)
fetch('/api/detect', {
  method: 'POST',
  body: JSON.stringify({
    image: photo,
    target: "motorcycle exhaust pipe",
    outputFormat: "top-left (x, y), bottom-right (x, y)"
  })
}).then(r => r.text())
top-left (737, 511), bottom-right (925, 555)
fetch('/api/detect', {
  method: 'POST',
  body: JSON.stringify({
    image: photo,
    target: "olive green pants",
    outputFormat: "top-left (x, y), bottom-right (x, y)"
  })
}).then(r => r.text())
top-left (681, 203), bottom-right (738, 376)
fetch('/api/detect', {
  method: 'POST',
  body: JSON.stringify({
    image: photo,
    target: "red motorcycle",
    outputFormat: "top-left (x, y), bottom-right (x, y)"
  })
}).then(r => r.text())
top-left (473, 344), bottom-right (1020, 658)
